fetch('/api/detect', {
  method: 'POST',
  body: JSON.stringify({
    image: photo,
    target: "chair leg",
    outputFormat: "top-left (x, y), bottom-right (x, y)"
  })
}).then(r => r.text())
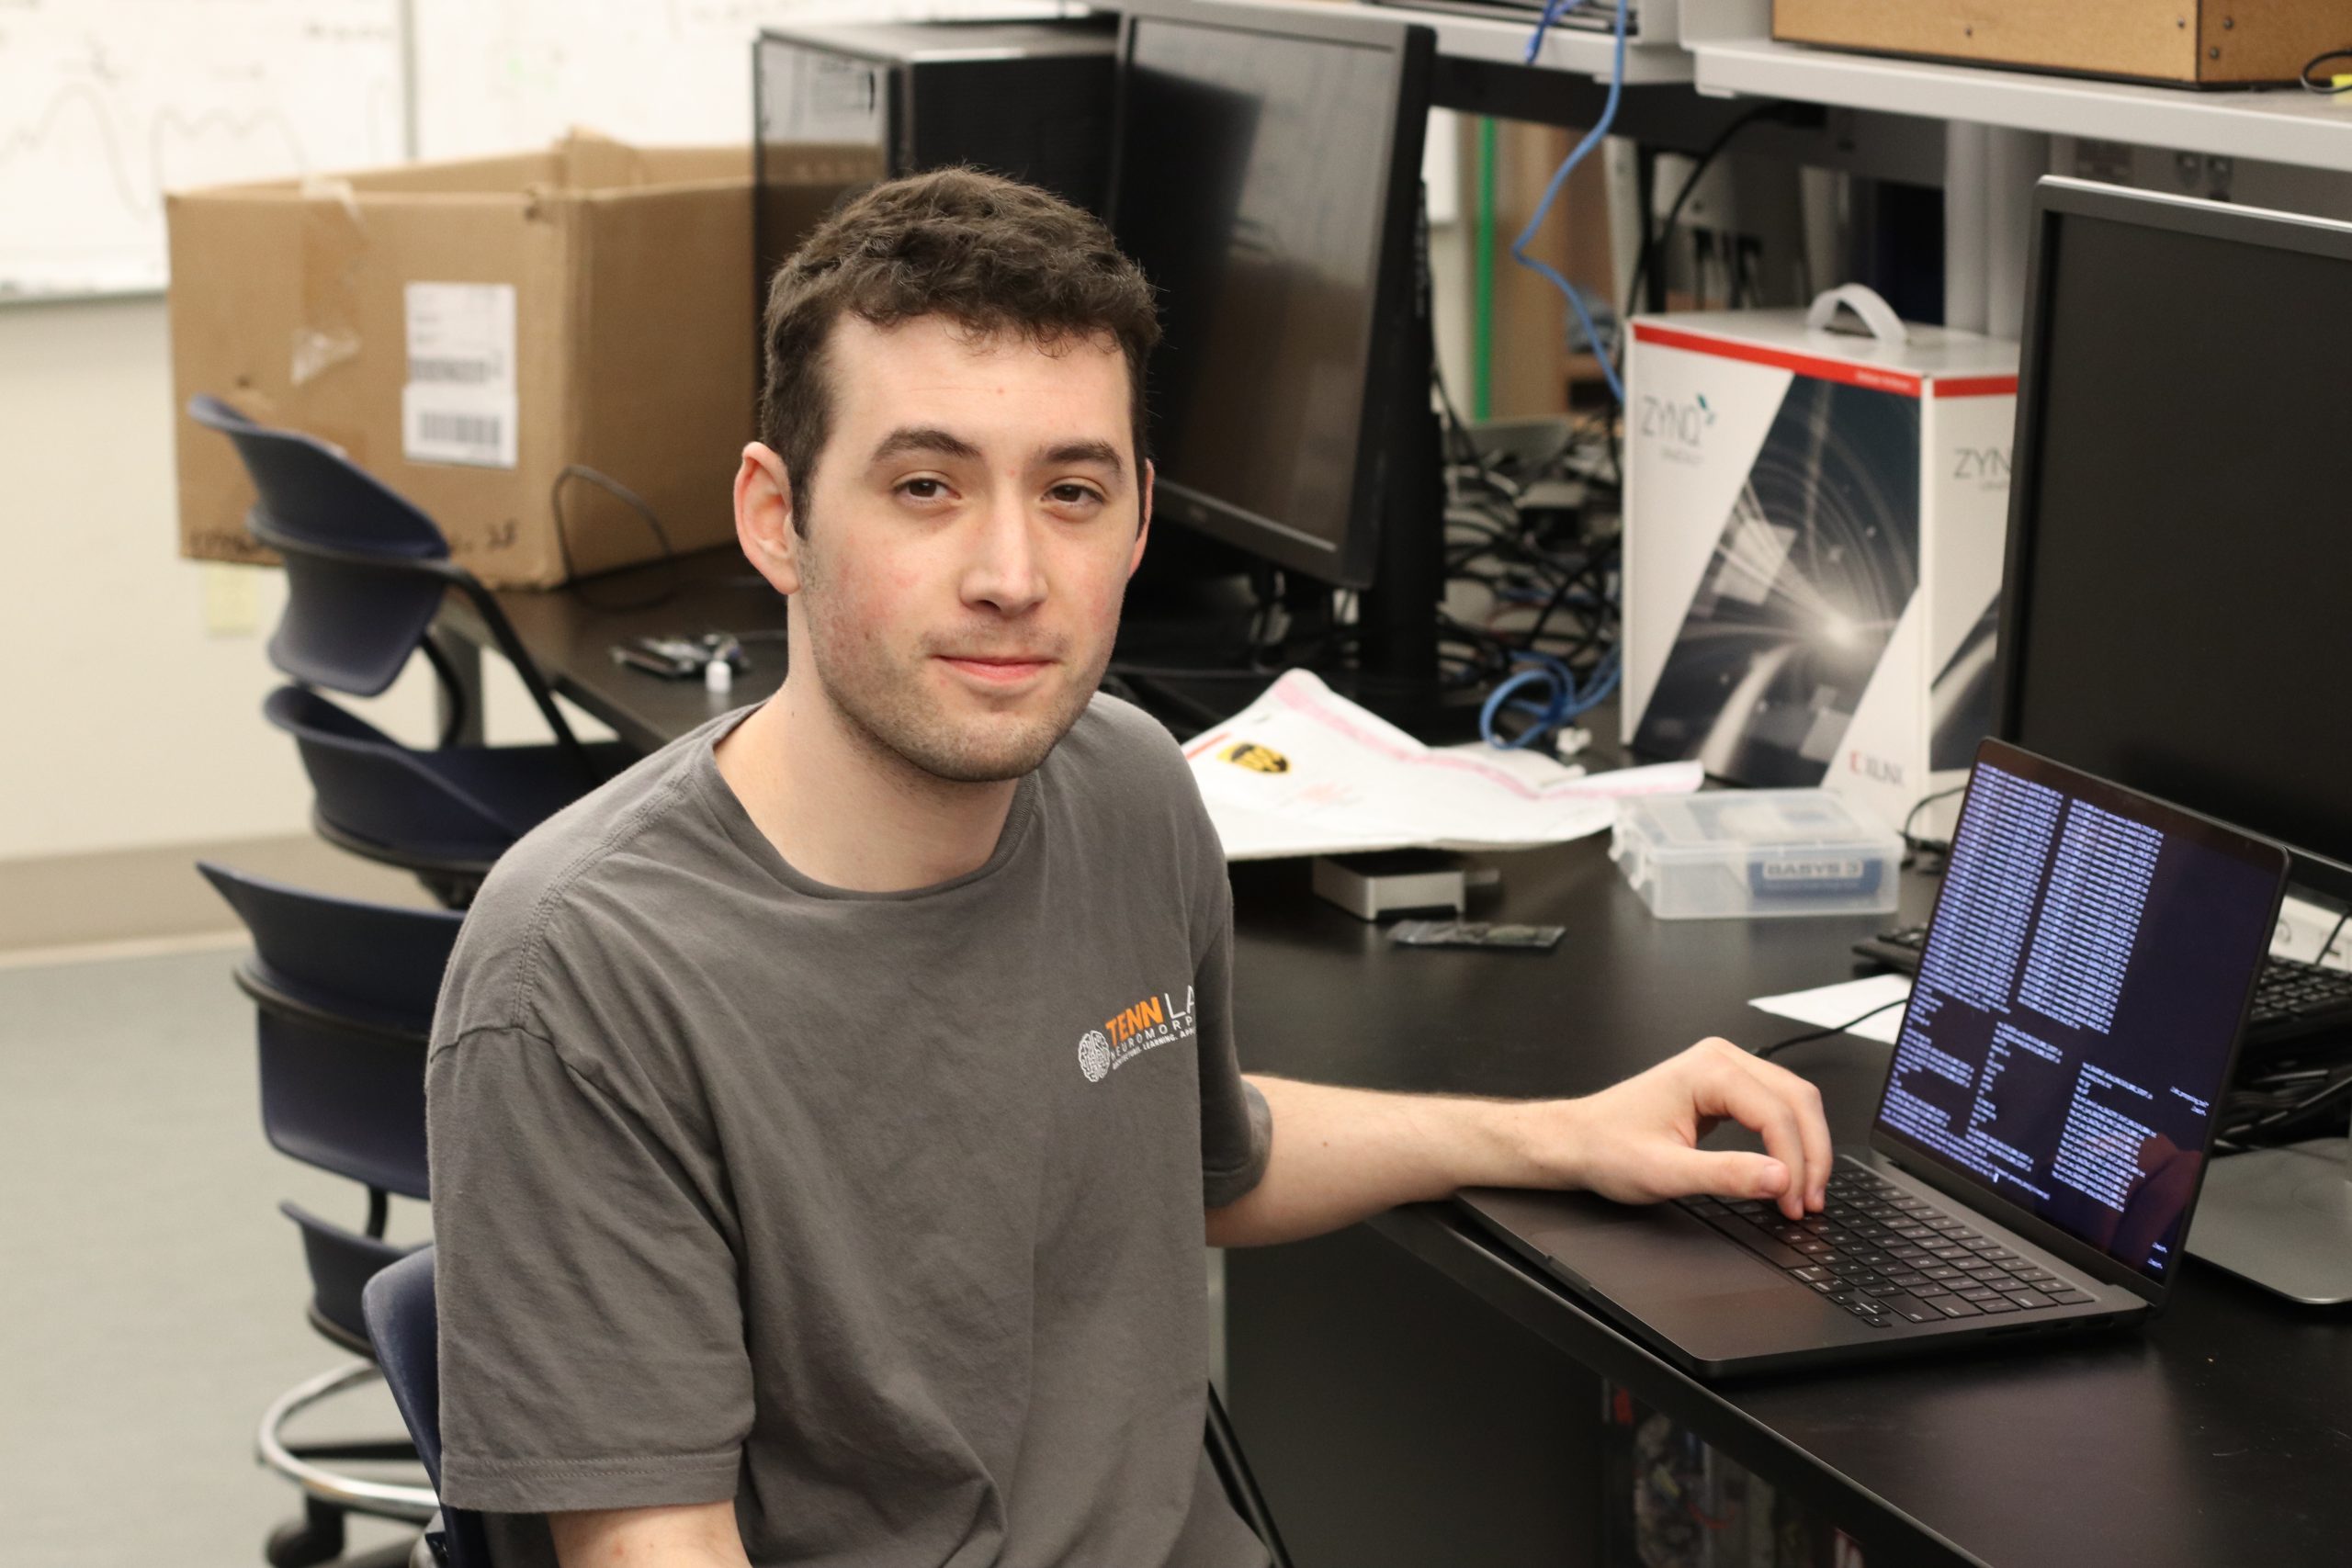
top-left (1207, 1383), bottom-right (1294, 1568)
top-left (265, 1495), bottom-right (345, 1567)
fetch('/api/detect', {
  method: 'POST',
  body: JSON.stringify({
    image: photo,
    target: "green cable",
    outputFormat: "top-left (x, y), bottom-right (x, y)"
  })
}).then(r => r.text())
top-left (1473, 116), bottom-right (1497, 422)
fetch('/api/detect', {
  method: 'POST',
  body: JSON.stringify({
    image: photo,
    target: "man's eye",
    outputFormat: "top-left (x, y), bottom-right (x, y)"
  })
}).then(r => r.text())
top-left (900, 479), bottom-right (948, 501)
top-left (1049, 484), bottom-right (1103, 505)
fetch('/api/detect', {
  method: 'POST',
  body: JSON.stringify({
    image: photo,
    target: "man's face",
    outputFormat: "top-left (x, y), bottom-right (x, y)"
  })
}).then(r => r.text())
top-left (760, 315), bottom-right (1150, 784)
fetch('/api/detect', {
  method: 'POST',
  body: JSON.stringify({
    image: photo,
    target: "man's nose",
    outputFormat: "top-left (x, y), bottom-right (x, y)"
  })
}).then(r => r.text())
top-left (962, 489), bottom-right (1047, 615)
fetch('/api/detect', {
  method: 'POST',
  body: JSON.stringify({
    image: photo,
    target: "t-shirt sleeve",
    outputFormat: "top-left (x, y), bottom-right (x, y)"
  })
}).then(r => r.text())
top-left (427, 1026), bottom-right (752, 1513)
top-left (1191, 832), bottom-right (1272, 1210)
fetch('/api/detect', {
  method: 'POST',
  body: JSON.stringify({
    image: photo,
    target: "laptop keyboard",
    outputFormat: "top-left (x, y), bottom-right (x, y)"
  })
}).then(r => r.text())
top-left (1674, 1161), bottom-right (2095, 1329)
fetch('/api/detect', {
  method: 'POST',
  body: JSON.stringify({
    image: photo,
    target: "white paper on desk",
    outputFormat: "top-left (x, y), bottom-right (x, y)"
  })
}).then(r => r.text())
top-left (1748, 973), bottom-right (1915, 1045)
top-left (1182, 670), bottom-right (1702, 861)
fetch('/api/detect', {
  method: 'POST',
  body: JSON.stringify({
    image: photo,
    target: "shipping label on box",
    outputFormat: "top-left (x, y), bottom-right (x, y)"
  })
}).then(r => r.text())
top-left (401, 281), bottom-right (519, 469)
top-left (1623, 310), bottom-right (2018, 835)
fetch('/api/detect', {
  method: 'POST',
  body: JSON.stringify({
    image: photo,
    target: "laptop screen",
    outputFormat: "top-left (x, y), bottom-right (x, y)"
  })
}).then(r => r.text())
top-left (1872, 740), bottom-right (2285, 1285)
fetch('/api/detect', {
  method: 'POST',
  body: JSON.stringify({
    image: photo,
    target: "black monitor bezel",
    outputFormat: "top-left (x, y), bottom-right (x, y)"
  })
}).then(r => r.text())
top-left (1105, 0), bottom-right (1435, 589)
top-left (1993, 175), bottom-right (2352, 906)
top-left (1868, 736), bottom-right (2289, 1305)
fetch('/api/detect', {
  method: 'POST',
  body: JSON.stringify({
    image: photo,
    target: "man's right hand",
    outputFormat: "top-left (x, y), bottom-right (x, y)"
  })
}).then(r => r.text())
top-left (550, 1501), bottom-right (753, 1567)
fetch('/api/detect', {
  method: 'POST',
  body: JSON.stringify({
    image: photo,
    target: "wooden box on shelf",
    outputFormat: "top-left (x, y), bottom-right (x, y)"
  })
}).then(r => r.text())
top-left (1772, 0), bottom-right (2346, 87)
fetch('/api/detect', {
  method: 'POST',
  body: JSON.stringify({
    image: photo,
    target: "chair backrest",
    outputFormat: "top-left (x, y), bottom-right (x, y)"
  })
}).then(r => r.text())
top-left (365, 1247), bottom-right (495, 1568)
top-left (191, 394), bottom-right (597, 769)
top-left (187, 394), bottom-right (451, 698)
top-left (200, 860), bottom-right (463, 1199)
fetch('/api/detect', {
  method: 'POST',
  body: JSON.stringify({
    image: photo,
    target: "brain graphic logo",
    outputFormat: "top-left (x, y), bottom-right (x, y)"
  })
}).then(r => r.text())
top-left (1076, 1030), bottom-right (1114, 1083)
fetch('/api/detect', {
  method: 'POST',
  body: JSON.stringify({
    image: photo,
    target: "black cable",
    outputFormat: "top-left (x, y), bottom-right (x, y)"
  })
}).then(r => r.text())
top-left (1431, 363), bottom-right (1503, 498)
top-left (2318, 906), bottom-right (2352, 969)
top-left (1618, 103), bottom-right (1793, 359)
top-left (550, 464), bottom-right (681, 612)
top-left (1602, 103), bottom-right (1796, 482)
top-left (1898, 782), bottom-right (1970, 871)
top-left (2217, 1068), bottom-right (2352, 1149)
top-left (1756, 996), bottom-right (1908, 1058)
top-left (1521, 534), bottom-right (1620, 654)
top-left (2300, 49), bottom-right (2352, 93)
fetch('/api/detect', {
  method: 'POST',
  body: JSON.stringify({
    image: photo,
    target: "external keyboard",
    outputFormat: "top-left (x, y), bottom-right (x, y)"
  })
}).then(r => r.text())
top-left (1676, 1161), bottom-right (2092, 1330)
top-left (1855, 924), bottom-right (2352, 1050)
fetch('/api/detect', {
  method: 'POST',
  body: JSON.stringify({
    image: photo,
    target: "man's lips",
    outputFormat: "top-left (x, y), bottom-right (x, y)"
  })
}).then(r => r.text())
top-left (935, 653), bottom-right (1057, 685)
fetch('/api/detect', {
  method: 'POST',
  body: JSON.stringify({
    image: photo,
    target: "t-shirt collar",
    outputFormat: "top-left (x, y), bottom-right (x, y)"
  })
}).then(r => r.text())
top-left (689, 705), bottom-right (1042, 902)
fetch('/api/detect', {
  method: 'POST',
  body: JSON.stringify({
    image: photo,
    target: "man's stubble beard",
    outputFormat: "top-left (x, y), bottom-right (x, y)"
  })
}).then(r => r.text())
top-left (795, 531), bottom-right (1114, 786)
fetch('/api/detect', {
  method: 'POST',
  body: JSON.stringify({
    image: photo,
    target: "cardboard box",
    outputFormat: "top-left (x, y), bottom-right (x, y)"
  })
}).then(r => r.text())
top-left (1773, 0), bottom-right (2346, 87)
top-left (1622, 306), bottom-right (2018, 835)
top-left (168, 132), bottom-right (869, 587)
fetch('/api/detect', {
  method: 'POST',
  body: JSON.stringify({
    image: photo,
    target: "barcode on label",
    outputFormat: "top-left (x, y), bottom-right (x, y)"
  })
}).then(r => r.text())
top-left (409, 356), bottom-right (498, 384)
top-left (417, 411), bottom-right (503, 449)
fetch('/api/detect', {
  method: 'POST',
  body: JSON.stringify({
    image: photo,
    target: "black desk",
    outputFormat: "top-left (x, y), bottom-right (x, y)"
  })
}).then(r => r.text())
top-left (457, 553), bottom-right (2352, 1568)
top-left (442, 548), bottom-right (790, 753)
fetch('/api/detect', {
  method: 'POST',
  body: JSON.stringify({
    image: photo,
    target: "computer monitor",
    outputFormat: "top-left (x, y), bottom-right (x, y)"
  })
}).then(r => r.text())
top-left (1105, 3), bottom-right (1436, 597)
top-left (1996, 177), bottom-right (2352, 1303)
top-left (1995, 178), bottom-right (2352, 908)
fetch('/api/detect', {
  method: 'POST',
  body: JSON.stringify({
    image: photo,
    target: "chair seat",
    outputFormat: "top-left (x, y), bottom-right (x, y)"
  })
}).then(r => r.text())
top-left (267, 685), bottom-right (628, 868)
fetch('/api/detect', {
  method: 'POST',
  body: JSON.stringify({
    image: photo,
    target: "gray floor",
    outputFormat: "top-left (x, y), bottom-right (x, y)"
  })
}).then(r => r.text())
top-left (4, 946), bottom-right (424, 1567)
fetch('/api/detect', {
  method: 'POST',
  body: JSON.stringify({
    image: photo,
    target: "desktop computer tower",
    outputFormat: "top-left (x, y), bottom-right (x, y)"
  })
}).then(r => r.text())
top-left (753, 17), bottom-right (1119, 297)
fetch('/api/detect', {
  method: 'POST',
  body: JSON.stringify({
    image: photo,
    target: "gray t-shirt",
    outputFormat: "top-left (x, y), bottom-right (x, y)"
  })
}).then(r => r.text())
top-left (425, 694), bottom-right (1273, 1568)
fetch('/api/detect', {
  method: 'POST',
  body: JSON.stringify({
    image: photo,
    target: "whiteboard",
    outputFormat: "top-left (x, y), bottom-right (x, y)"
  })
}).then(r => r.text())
top-left (0, 0), bottom-right (406, 300)
top-left (411, 0), bottom-right (1086, 161)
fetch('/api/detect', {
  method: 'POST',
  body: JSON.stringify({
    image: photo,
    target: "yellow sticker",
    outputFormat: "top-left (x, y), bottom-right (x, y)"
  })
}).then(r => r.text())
top-left (1219, 741), bottom-right (1291, 774)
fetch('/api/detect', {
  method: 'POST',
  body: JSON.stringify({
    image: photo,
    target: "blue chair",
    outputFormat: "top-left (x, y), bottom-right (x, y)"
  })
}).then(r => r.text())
top-left (367, 1245), bottom-right (1292, 1568)
top-left (365, 1250), bottom-right (494, 1568)
top-left (202, 861), bottom-right (465, 1568)
top-left (188, 395), bottom-right (630, 906)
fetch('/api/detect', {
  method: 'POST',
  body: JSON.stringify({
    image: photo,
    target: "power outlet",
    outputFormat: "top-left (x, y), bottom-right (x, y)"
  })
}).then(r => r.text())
top-left (201, 561), bottom-right (262, 637)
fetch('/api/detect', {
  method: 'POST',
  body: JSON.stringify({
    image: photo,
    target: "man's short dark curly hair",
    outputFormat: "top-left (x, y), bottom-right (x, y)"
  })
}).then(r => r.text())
top-left (758, 167), bottom-right (1160, 534)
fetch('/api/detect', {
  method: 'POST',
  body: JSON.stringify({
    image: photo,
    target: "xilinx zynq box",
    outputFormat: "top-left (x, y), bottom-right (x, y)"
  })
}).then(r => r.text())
top-left (1622, 295), bottom-right (2018, 836)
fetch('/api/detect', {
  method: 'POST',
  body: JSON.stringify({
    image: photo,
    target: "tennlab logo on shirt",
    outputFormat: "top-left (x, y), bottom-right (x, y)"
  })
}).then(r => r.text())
top-left (1077, 987), bottom-right (1197, 1082)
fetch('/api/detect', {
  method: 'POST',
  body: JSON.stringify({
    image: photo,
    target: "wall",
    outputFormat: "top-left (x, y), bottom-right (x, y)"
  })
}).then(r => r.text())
top-left (0, 294), bottom-right (570, 945)
top-left (0, 296), bottom-right (341, 863)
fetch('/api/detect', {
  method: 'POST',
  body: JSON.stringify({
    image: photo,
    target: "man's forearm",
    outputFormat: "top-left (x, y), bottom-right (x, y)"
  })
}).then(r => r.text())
top-left (1204, 1043), bottom-right (1833, 1249)
top-left (1204, 1075), bottom-right (1553, 1247)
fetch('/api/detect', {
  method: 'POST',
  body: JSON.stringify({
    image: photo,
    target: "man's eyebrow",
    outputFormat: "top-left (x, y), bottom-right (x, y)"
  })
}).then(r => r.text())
top-left (868, 425), bottom-right (983, 465)
top-left (1041, 439), bottom-right (1125, 478)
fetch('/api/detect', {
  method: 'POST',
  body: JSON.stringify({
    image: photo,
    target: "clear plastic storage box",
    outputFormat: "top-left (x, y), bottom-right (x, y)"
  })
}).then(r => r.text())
top-left (1611, 790), bottom-right (1903, 920)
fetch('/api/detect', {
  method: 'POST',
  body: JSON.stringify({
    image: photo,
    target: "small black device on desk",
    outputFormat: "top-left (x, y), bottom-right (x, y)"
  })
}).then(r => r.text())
top-left (609, 633), bottom-right (744, 682)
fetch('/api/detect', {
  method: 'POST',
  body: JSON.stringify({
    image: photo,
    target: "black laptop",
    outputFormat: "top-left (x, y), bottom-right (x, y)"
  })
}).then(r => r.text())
top-left (1460, 739), bottom-right (2289, 1378)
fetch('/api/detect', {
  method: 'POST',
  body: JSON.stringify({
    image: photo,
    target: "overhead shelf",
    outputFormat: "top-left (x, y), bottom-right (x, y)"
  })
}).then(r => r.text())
top-left (1396, 6), bottom-right (1690, 82)
top-left (1689, 37), bottom-right (2352, 174)
top-left (1191, 0), bottom-right (1692, 84)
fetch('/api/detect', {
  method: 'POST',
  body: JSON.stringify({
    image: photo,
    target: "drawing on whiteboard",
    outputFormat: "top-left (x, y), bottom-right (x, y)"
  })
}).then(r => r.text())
top-left (0, 0), bottom-right (1076, 299)
top-left (0, 0), bottom-right (404, 299)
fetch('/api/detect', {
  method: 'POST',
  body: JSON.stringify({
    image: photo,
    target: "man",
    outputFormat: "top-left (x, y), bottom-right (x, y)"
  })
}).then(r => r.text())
top-left (427, 169), bottom-right (1831, 1568)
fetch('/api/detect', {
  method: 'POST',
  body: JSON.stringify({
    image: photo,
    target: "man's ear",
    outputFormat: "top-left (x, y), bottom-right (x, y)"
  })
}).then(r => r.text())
top-left (1127, 457), bottom-right (1155, 581)
top-left (734, 442), bottom-right (803, 594)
